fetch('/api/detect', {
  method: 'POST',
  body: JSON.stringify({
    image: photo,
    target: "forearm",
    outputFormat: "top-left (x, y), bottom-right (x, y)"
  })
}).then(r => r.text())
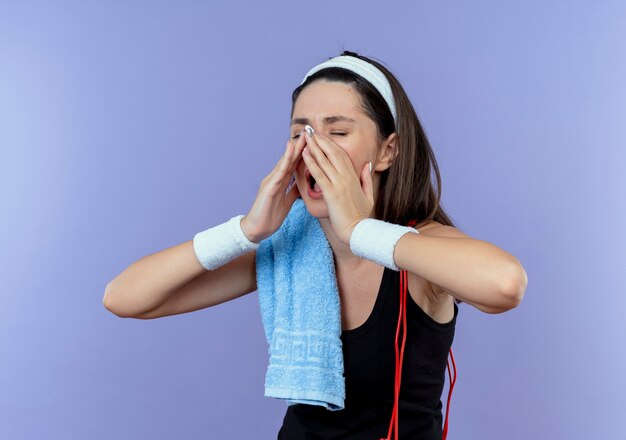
top-left (393, 233), bottom-right (526, 311)
top-left (104, 215), bottom-right (259, 318)
top-left (103, 240), bottom-right (206, 317)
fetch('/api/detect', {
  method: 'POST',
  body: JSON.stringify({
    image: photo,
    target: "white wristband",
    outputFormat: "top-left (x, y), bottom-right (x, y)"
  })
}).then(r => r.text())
top-left (193, 214), bottom-right (260, 271)
top-left (349, 218), bottom-right (420, 271)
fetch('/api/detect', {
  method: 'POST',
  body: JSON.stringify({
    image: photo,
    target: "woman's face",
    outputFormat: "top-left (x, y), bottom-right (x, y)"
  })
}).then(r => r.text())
top-left (290, 80), bottom-right (387, 214)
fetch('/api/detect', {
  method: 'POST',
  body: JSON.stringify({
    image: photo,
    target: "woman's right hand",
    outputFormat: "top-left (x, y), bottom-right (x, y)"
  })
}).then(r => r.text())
top-left (241, 129), bottom-right (307, 243)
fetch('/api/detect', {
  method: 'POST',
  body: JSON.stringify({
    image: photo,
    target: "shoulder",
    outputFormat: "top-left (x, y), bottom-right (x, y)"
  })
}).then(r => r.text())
top-left (410, 221), bottom-right (470, 299)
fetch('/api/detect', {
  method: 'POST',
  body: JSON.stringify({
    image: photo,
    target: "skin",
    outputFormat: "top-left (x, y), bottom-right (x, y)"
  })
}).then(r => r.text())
top-left (290, 79), bottom-right (527, 317)
top-left (101, 77), bottom-right (526, 324)
top-left (290, 79), bottom-right (398, 272)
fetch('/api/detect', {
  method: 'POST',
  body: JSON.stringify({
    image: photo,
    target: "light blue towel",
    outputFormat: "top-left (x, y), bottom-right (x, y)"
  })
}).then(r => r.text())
top-left (255, 197), bottom-right (345, 411)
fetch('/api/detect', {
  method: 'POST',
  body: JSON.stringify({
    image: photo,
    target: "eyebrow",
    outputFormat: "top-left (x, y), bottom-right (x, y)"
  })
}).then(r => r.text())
top-left (290, 115), bottom-right (356, 126)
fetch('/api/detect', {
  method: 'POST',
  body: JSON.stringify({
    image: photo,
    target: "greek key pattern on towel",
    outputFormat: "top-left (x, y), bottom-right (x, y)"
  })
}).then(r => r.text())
top-left (270, 328), bottom-right (343, 371)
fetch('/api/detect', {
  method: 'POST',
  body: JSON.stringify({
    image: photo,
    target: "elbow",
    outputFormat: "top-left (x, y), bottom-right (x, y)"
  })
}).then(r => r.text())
top-left (496, 263), bottom-right (528, 312)
top-left (102, 283), bottom-right (133, 318)
top-left (468, 262), bottom-right (528, 315)
top-left (102, 294), bottom-right (119, 316)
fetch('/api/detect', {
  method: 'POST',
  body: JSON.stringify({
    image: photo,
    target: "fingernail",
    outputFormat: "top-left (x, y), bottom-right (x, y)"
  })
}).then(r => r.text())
top-left (369, 161), bottom-right (372, 173)
top-left (304, 125), bottom-right (314, 137)
top-left (286, 173), bottom-right (295, 194)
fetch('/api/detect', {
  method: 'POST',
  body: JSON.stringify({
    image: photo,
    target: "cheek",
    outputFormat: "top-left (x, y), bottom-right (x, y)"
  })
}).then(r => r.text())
top-left (342, 145), bottom-right (368, 171)
top-left (337, 142), bottom-right (356, 160)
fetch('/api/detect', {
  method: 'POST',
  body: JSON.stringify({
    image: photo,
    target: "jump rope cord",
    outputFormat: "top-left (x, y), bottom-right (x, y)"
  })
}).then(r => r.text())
top-left (381, 269), bottom-right (407, 440)
top-left (442, 348), bottom-right (457, 439)
top-left (380, 229), bottom-right (457, 440)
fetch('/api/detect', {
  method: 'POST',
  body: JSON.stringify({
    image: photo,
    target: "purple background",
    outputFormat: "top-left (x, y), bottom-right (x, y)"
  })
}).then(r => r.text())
top-left (1, 1), bottom-right (624, 438)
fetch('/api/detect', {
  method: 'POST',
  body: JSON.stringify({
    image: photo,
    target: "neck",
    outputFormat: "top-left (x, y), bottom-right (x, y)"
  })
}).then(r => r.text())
top-left (318, 218), bottom-right (364, 270)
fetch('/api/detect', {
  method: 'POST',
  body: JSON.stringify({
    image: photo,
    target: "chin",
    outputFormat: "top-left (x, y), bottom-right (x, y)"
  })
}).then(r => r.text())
top-left (305, 204), bottom-right (328, 217)
top-left (298, 192), bottom-right (328, 218)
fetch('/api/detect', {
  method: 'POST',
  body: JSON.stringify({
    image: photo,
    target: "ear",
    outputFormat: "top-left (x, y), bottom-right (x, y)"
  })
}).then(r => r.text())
top-left (375, 132), bottom-right (399, 172)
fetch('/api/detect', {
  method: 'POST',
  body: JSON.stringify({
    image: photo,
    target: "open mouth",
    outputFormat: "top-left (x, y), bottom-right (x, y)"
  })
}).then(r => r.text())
top-left (304, 168), bottom-right (323, 194)
top-left (305, 168), bottom-right (316, 190)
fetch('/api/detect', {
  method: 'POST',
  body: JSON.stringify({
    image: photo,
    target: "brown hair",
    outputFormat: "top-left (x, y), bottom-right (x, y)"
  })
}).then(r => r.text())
top-left (291, 50), bottom-right (461, 304)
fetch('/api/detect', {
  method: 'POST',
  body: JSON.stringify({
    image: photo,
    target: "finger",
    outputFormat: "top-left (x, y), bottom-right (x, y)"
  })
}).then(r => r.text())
top-left (307, 132), bottom-right (351, 177)
top-left (272, 139), bottom-right (291, 171)
top-left (265, 130), bottom-right (306, 187)
top-left (285, 175), bottom-right (301, 202)
top-left (361, 161), bottom-right (375, 206)
top-left (302, 145), bottom-right (331, 190)
top-left (278, 137), bottom-right (299, 175)
top-left (304, 132), bottom-right (339, 183)
top-left (264, 139), bottom-right (298, 187)
top-left (288, 129), bottom-right (306, 171)
top-left (278, 130), bottom-right (304, 174)
top-left (285, 172), bottom-right (295, 193)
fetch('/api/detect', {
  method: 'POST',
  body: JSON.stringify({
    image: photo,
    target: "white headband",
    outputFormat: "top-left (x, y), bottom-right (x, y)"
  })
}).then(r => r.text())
top-left (300, 55), bottom-right (397, 126)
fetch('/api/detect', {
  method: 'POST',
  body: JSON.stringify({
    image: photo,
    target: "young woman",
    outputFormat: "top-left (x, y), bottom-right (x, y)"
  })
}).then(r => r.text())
top-left (103, 50), bottom-right (528, 440)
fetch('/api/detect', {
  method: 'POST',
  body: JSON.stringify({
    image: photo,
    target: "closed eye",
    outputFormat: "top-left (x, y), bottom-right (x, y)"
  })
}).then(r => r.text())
top-left (291, 132), bottom-right (347, 139)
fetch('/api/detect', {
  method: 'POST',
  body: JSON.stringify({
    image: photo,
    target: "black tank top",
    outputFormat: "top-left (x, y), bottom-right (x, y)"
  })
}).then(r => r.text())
top-left (277, 266), bottom-right (459, 440)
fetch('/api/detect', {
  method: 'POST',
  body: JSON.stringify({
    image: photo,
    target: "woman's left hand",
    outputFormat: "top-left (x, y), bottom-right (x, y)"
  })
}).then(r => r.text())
top-left (302, 129), bottom-right (375, 245)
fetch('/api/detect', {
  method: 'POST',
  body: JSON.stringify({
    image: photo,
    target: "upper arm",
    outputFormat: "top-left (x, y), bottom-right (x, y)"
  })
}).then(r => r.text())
top-left (135, 249), bottom-right (258, 319)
